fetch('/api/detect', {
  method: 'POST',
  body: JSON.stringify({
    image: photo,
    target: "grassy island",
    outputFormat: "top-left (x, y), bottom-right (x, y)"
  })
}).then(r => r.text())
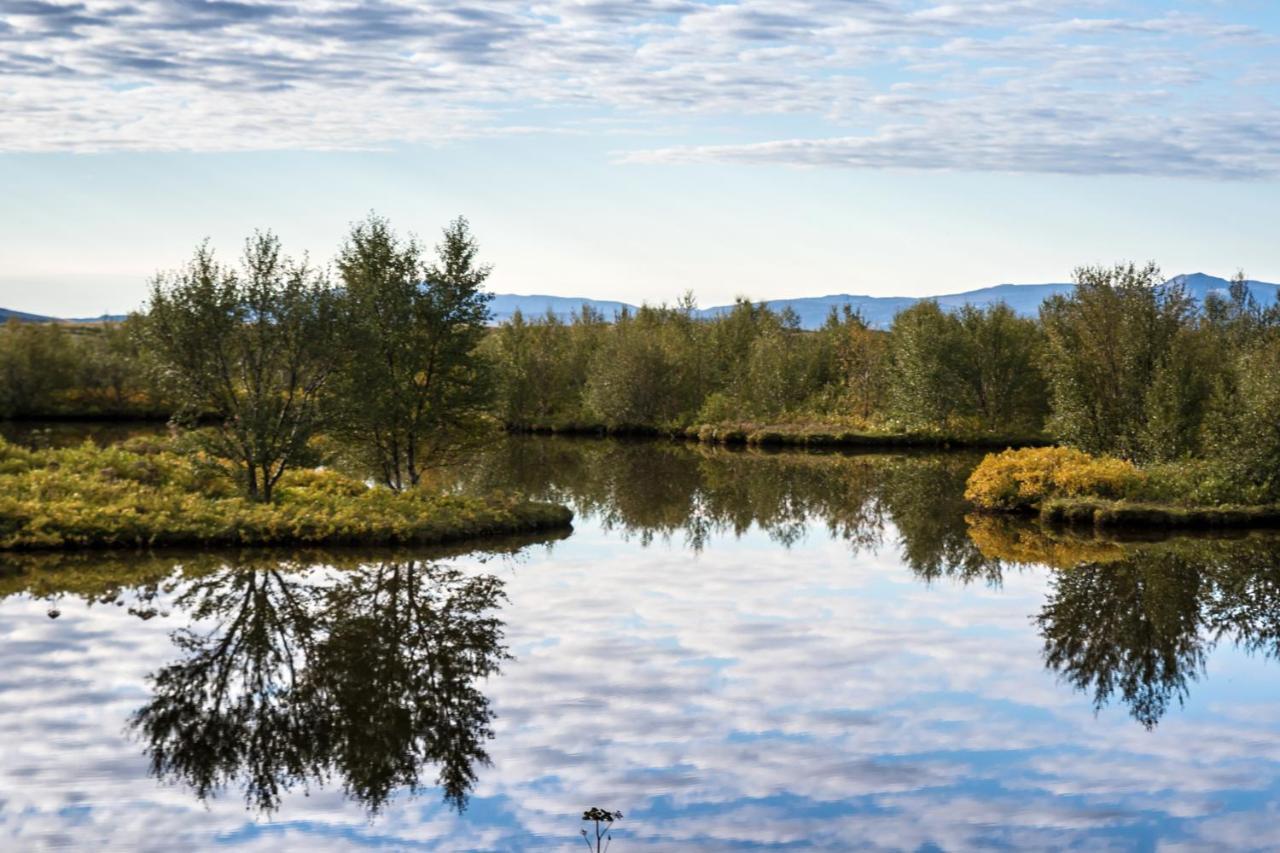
top-left (0, 436), bottom-right (572, 551)
top-left (966, 447), bottom-right (1280, 531)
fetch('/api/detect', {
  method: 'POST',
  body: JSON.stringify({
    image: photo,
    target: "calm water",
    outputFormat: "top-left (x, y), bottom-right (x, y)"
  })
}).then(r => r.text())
top-left (3, 434), bottom-right (1280, 850)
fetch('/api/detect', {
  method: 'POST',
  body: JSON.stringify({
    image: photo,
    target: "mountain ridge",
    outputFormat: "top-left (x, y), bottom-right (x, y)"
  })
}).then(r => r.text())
top-left (486, 273), bottom-right (1279, 330)
top-left (4, 273), bottom-right (1277, 331)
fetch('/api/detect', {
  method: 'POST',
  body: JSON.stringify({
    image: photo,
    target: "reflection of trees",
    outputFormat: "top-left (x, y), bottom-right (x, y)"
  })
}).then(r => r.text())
top-left (130, 559), bottom-right (508, 813)
top-left (1038, 553), bottom-right (1206, 729)
top-left (1201, 541), bottom-right (1280, 659)
top-left (1033, 535), bottom-right (1280, 728)
top-left (303, 563), bottom-right (507, 810)
top-left (452, 437), bottom-right (994, 577)
top-left (877, 455), bottom-right (1000, 584)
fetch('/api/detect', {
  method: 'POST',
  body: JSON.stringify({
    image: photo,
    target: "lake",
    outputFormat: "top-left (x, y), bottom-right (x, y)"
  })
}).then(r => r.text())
top-left (3, 433), bottom-right (1280, 850)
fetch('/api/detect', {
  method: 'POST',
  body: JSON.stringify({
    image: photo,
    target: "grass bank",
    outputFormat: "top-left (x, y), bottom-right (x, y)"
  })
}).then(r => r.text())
top-left (0, 436), bottom-right (572, 551)
top-left (1040, 498), bottom-right (1280, 530)
top-left (507, 420), bottom-right (1050, 451)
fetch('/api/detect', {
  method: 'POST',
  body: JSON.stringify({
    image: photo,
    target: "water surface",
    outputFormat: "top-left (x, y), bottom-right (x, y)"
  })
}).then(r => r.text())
top-left (3, 436), bottom-right (1280, 850)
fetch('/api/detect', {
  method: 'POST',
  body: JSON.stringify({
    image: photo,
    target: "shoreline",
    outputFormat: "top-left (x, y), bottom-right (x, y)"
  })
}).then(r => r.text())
top-left (505, 422), bottom-right (1052, 451)
top-left (1041, 497), bottom-right (1280, 530)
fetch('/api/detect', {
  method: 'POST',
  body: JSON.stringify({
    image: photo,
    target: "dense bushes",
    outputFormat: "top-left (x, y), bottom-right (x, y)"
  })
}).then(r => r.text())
top-left (965, 443), bottom-right (1280, 524)
top-left (888, 301), bottom-right (1045, 431)
top-left (0, 318), bottom-right (161, 418)
top-left (10, 248), bottom-right (1280, 510)
top-left (484, 297), bottom-right (1042, 436)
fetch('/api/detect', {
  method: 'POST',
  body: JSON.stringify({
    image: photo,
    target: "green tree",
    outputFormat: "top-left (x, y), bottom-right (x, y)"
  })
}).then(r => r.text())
top-left (953, 303), bottom-right (1047, 432)
top-left (331, 215), bottom-right (494, 490)
top-left (139, 233), bottom-right (337, 501)
top-left (1039, 263), bottom-right (1195, 459)
top-left (0, 320), bottom-right (79, 416)
top-left (584, 303), bottom-right (704, 429)
top-left (822, 307), bottom-right (888, 422)
top-left (887, 301), bottom-right (965, 429)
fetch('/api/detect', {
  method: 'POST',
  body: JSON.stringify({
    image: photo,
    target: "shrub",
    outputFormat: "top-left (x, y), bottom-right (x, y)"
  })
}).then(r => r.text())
top-left (964, 446), bottom-right (1144, 510)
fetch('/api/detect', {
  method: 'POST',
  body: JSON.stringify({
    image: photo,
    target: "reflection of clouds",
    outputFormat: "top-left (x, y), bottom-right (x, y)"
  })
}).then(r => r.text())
top-left (1, 525), bottom-right (1280, 849)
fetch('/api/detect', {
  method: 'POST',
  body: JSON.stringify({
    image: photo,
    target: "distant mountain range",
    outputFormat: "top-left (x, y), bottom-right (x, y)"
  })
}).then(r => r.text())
top-left (0, 308), bottom-right (128, 324)
top-left (487, 273), bottom-right (1280, 330)
top-left (5, 273), bottom-right (1277, 331)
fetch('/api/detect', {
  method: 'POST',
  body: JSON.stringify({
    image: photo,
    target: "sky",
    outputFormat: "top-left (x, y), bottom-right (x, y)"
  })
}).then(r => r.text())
top-left (1, 0), bottom-right (1279, 316)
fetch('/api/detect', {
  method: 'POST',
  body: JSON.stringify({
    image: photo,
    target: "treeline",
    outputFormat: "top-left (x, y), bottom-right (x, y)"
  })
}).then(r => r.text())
top-left (0, 318), bottom-right (163, 418)
top-left (483, 297), bottom-right (1047, 434)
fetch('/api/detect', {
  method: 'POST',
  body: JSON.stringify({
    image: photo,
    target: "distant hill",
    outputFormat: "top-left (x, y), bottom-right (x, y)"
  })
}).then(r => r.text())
top-left (486, 273), bottom-right (1280, 330)
top-left (0, 307), bottom-right (60, 323)
top-left (7, 274), bottom-right (1278, 331)
top-left (0, 308), bottom-right (128, 324)
top-left (488, 293), bottom-right (634, 325)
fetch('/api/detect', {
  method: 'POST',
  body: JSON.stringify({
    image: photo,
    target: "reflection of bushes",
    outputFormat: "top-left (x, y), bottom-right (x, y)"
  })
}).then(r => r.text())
top-left (965, 514), bottom-right (1126, 569)
top-left (0, 436), bottom-right (572, 550)
top-left (0, 535), bottom-right (567, 607)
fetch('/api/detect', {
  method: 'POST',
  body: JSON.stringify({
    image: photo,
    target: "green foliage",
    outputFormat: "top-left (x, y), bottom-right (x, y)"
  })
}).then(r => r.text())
top-left (887, 301), bottom-right (964, 428)
top-left (0, 320), bottom-right (78, 416)
top-left (888, 301), bottom-right (1046, 432)
top-left (0, 435), bottom-right (571, 550)
top-left (330, 214), bottom-right (496, 490)
top-left (1040, 263), bottom-right (1201, 461)
top-left (0, 318), bottom-right (160, 418)
top-left (482, 306), bottom-right (605, 427)
top-left (584, 303), bottom-right (706, 428)
top-left (1223, 339), bottom-right (1280, 489)
top-left (138, 233), bottom-right (338, 501)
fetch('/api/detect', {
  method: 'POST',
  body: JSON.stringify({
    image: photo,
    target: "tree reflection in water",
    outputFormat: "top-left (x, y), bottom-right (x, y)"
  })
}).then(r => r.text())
top-left (129, 558), bottom-right (508, 813)
top-left (426, 437), bottom-right (1280, 730)
top-left (981, 530), bottom-right (1280, 729)
top-left (5, 437), bottom-right (1280, 794)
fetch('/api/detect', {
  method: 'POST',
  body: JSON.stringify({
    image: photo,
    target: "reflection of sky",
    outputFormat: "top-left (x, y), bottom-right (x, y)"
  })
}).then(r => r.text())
top-left (3, 515), bottom-right (1280, 851)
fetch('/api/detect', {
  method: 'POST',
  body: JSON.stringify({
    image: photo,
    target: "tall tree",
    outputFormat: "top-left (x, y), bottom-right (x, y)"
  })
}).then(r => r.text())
top-left (887, 301), bottom-right (965, 429)
top-left (1039, 262), bottom-right (1195, 460)
top-left (139, 233), bottom-right (337, 501)
top-left (953, 303), bottom-right (1047, 432)
top-left (332, 215), bottom-right (494, 490)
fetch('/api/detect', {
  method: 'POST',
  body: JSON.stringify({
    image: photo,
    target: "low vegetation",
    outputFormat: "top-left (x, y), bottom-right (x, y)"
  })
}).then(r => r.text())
top-left (966, 446), bottom-right (1280, 529)
top-left (0, 436), bottom-right (571, 551)
top-left (964, 446), bottom-right (1145, 511)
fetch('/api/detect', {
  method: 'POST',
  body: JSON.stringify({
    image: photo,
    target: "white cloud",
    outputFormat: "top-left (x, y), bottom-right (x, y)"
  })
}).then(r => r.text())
top-left (0, 0), bottom-right (1275, 177)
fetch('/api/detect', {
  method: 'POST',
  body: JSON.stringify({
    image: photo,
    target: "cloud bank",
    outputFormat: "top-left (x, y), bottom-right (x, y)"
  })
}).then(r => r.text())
top-left (0, 0), bottom-right (1277, 177)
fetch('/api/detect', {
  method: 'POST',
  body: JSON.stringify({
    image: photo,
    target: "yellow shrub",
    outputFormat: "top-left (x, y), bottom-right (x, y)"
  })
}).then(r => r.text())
top-left (964, 446), bottom-right (1144, 510)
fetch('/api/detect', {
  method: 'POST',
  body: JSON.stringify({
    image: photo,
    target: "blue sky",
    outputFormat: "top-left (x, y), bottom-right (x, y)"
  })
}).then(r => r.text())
top-left (1, 0), bottom-right (1278, 315)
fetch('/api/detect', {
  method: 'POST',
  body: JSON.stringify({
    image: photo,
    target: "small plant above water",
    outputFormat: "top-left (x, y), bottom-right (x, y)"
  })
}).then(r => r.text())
top-left (581, 807), bottom-right (622, 852)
